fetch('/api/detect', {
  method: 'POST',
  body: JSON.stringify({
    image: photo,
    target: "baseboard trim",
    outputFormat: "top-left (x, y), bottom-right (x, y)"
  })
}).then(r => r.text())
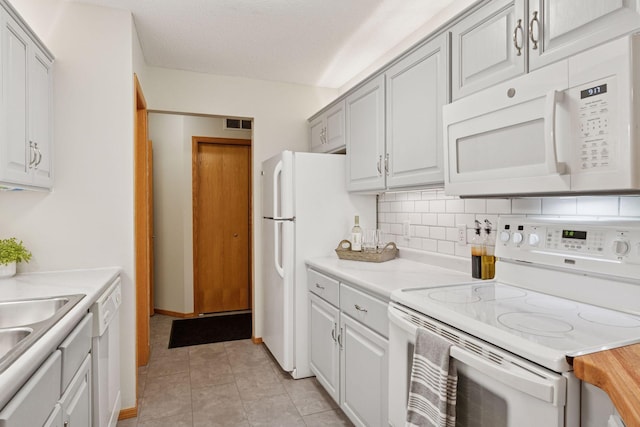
top-left (154, 309), bottom-right (197, 318)
top-left (252, 336), bottom-right (263, 344)
top-left (119, 406), bottom-right (137, 420)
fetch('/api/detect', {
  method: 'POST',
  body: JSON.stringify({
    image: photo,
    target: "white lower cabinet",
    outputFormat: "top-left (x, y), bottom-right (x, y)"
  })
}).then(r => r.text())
top-left (307, 267), bottom-right (389, 427)
top-left (0, 313), bottom-right (93, 427)
top-left (309, 293), bottom-right (340, 402)
top-left (340, 314), bottom-right (388, 427)
top-left (59, 355), bottom-right (91, 427)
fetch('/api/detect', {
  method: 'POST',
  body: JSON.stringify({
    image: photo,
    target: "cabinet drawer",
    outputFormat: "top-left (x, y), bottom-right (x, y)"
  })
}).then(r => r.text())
top-left (0, 350), bottom-right (61, 427)
top-left (340, 284), bottom-right (388, 338)
top-left (307, 268), bottom-right (339, 307)
top-left (59, 313), bottom-right (92, 393)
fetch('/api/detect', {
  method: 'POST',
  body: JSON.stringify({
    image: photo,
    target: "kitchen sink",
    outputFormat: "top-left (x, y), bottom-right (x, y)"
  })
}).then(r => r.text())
top-left (0, 297), bottom-right (72, 328)
top-left (0, 294), bottom-right (85, 373)
top-left (0, 328), bottom-right (32, 360)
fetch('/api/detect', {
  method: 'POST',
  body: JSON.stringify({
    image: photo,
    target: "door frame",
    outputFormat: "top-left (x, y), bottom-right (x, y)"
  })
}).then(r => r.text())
top-left (191, 136), bottom-right (253, 315)
top-left (134, 74), bottom-right (151, 371)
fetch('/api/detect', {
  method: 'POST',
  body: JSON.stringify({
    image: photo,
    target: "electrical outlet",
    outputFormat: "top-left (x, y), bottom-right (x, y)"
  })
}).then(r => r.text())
top-left (457, 225), bottom-right (467, 245)
top-left (403, 220), bottom-right (411, 238)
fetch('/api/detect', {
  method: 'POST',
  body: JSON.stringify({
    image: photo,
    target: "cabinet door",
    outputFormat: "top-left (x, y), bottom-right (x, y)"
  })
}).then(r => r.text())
top-left (385, 35), bottom-right (448, 189)
top-left (59, 354), bottom-right (91, 427)
top-left (29, 47), bottom-right (53, 188)
top-left (346, 74), bottom-right (385, 192)
top-left (529, 0), bottom-right (640, 70)
top-left (340, 314), bottom-right (388, 427)
top-left (308, 293), bottom-right (340, 403)
top-left (309, 114), bottom-right (325, 152)
top-left (0, 10), bottom-right (30, 185)
top-left (323, 100), bottom-right (345, 153)
top-left (450, 0), bottom-right (526, 100)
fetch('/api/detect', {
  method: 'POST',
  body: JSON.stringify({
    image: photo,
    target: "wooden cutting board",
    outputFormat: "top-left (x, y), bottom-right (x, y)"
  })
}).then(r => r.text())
top-left (572, 343), bottom-right (640, 427)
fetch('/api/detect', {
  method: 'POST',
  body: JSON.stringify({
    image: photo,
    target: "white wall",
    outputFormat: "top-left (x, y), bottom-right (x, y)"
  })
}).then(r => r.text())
top-left (143, 67), bottom-right (337, 337)
top-left (0, 0), bottom-right (137, 411)
top-left (149, 113), bottom-right (252, 314)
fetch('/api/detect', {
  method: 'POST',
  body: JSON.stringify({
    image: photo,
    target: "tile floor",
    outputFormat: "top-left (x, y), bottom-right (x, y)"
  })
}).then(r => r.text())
top-left (116, 314), bottom-right (353, 427)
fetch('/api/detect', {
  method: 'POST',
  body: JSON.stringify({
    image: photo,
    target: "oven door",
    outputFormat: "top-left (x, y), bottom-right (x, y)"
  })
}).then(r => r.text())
top-left (442, 60), bottom-right (570, 197)
top-left (388, 303), bottom-right (570, 427)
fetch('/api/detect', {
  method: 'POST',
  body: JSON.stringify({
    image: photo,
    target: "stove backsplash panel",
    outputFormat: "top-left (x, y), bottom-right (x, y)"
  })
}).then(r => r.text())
top-left (377, 190), bottom-right (640, 259)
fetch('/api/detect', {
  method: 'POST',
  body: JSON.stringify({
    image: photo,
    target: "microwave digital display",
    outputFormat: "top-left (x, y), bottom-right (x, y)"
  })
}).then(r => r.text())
top-left (581, 84), bottom-right (607, 99)
top-left (562, 230), bottom-right (587, 240)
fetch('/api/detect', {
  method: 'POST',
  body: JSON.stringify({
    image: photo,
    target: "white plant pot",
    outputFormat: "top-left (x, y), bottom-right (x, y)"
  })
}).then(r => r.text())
top-left (0, 261), bottom-right (17, 278)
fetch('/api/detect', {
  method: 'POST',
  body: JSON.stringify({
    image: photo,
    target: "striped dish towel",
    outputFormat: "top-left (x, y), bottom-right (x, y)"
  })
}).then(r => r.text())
top-left (406, 327), bottom-right (458, 427)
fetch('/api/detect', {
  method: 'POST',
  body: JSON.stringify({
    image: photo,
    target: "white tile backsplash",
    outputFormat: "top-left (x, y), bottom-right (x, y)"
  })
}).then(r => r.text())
top-left (377, 189), bottom-right (640, 260)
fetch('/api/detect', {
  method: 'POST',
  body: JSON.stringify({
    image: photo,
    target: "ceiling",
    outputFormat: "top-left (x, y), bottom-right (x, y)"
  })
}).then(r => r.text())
top-left (71, 0), bottom-right (464, 89)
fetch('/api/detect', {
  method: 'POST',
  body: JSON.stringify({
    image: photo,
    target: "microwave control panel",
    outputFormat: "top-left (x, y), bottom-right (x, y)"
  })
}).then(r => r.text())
top-left (577, 77), bottom-right (614, 171)
top-left (496, 218), bottom-right (640, 278)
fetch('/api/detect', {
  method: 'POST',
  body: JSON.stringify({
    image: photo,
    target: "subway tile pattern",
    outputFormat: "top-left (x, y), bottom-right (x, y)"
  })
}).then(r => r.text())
top-left (117, 315), bottom-right (351, 427)
top-left (378, 189), bottom-right (640, 259)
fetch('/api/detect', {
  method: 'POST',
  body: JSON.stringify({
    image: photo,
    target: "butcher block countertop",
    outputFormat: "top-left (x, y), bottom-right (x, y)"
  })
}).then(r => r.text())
top-left (573, 343), bottom-right (640, 427)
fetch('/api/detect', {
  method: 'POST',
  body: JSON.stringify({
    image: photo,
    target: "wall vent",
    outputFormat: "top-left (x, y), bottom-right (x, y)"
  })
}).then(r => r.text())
top-left (225, 118), bottom-right (252, 130)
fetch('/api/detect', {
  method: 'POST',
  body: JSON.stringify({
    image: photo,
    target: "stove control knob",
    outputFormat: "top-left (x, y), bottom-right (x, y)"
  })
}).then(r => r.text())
top-left (612, 239), bottom-right (630, 257)
top-left (512, 232), bottom-right (523, 244)
top-left (500, 231), bottom-right (510, 242)
top-left (528, 233), bottom-right (540, 247)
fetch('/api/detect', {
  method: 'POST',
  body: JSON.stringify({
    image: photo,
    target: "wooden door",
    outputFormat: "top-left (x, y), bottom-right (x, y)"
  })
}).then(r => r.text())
top-left (147, 140), bottom-right (154, 315)
top-left (193, 138), bottom-right (251, 314)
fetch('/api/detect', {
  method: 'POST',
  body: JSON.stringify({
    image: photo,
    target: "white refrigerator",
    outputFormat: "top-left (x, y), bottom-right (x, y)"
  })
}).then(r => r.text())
top-left (262, 150), bottom-right (376, 379)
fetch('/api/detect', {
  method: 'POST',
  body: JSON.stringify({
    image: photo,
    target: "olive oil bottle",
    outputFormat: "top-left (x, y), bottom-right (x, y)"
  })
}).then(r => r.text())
top-left (481, 219), bottom-right (495, 280)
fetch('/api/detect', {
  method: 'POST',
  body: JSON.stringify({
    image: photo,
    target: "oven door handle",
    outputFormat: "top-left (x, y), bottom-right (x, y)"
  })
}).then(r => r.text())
top-left (450, 346), bottom-right (558, 404)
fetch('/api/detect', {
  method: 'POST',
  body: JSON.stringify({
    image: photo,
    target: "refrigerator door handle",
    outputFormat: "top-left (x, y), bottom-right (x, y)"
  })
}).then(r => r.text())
top-left (273, 160), bottom-right (283, 218)
top-left (274, 220), bottom-right (285, 278)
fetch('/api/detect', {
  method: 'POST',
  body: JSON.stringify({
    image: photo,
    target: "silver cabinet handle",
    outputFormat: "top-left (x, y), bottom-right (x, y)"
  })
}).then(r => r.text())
top-left (315, 283), bottom-right (325, 290)
top-left (513, 19), bottom-right (524, 56)
top-left (529, 11), bottom-right (539, 50)
top-left (376, 155), bottom-right (382, 175)
top-left (338, 327), bottom-right (343, 349)
top-left (28, 141), bottom-right (37, 168)
top-left (35, 146), bottom-right (42, 168)
top-left (354, 304), bottom-right (368, 313)
top-left (331, 324), bottom-right (337, 342)
top-left (384, 153), bottom-right (389, 175)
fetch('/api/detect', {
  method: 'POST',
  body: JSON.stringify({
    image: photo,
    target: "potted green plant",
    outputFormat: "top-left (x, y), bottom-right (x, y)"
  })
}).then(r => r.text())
top-left (0, 238), bottom-right (32, 278)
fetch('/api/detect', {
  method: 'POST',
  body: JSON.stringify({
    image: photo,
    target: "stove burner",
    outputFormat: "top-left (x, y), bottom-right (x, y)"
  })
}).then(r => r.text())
top-left (498, 312), bottom-right (574, 337)
top-left (525, 297), bottom-right (578, 311)
top-left (472, 285), bottom-right (527, 301)
top-left (428, 289), bottom-right (480, 304)
top-left (578, 311), bottom-right (640, 328)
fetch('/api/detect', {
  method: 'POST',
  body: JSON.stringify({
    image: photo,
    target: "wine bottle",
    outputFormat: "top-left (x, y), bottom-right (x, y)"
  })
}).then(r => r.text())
top-left (351, 215), bottom-right (362, 251)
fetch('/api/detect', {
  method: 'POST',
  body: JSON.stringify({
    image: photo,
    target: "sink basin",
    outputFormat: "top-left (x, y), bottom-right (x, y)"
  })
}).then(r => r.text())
top-left (0, 328), bottom-right (32, 360)
top-left (0, 294), bottom-right (85, 373)
top-left (0, 297), bottom-right (71, 328)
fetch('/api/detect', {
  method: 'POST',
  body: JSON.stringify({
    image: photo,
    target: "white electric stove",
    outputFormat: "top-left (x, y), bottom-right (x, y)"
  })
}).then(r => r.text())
top-left (388, 216), bottom-right (640, 427)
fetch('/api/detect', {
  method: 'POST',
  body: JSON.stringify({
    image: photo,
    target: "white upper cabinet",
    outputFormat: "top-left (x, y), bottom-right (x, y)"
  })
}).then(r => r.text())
top-left (0, 0), bottom-right (54, 190)
top-left (345, 74), bottom-right (385, 192)
top-left (385, 35), bottom-right (448, 189)
top-left (309, 100), bottom-right (345, 153)
top-left (452, 0), bottom-right (640, 100)
top-left (528, 0), bottom-right (640, 70)
top-left (450, 0), bottom-right (526, 100)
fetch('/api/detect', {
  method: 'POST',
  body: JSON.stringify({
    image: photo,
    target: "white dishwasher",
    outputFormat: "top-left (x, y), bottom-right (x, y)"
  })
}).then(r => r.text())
top-left (90, 277), bottom-right (122, 427)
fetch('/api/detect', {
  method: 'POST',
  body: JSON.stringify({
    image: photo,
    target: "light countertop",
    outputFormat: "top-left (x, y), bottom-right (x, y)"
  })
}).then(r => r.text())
top-left (0, 267), bottom-right (121, 409)
top-left (306, 248), bottom-right (473, 300)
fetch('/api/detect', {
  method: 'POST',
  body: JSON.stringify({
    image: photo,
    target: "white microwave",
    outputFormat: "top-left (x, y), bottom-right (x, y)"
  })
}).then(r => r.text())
top-left (443, 34), bottom-right (640, 197)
